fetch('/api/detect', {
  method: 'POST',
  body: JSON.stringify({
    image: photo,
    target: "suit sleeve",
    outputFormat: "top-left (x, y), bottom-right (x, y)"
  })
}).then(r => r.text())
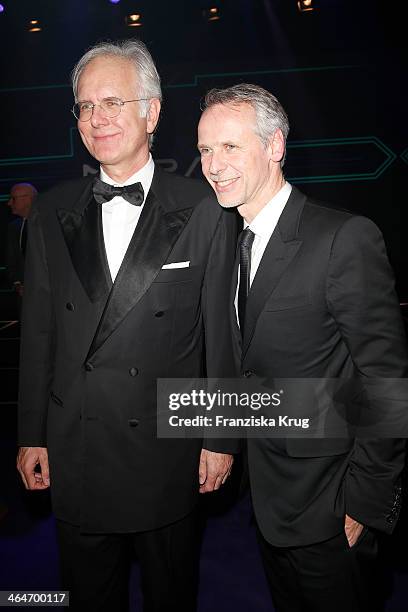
top-left (201, 203), bottom-right (241, 454)
top-left (327, 215), bottom-right (408, 533)
top-left (18, 201), bottom-right (55, 447)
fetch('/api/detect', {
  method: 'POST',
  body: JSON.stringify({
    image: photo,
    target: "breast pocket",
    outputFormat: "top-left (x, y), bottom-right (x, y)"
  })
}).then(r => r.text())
top-left (153, 265), bottom-right (198, 284)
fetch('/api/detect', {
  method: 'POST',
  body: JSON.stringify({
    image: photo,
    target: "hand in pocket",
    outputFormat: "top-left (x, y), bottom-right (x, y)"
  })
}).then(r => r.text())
top-left (344, 514), bottom-right (364, 547)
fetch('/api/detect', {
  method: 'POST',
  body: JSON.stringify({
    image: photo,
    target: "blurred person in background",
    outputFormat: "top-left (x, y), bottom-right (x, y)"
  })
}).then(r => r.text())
top-left (6, 182), bottom-right (37, 301)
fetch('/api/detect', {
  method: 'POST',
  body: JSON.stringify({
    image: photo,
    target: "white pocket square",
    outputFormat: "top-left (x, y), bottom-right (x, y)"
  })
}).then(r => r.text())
top-left (162, 261), bottom-right (190, 269)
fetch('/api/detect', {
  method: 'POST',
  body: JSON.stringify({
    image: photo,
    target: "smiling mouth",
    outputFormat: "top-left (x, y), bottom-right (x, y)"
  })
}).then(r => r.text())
top-left (213, 177), bottom-right (240, 188)
top-left (93, 134), bottom-right (120, 141)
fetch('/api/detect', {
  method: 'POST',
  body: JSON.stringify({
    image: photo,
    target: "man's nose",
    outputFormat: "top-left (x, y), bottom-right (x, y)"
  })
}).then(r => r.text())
top-left (208, 151), bottom-right (227, 176)
top-left (89, 105), bottom-right (110, 128)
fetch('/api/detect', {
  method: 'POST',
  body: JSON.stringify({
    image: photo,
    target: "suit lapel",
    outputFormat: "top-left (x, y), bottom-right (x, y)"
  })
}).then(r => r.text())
top-left (56, 179), bottom-right (112, 303)
top-left (242, 187), bottom-right (306, 357)
top-left (87, 173), bottom-right (194, 359)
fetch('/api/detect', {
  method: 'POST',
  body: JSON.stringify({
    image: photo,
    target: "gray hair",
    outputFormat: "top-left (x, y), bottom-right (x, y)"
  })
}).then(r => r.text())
top-left (71, 40), bottom-right (162, 145)
top-left (202, 83), bottom-right (289, 165)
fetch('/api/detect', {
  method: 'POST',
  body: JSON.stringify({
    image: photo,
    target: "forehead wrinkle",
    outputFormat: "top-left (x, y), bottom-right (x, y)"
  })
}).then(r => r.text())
top-left (202, 106), bottom-right (257, 139)
top-left (77, 57), bottom-right (139, 102)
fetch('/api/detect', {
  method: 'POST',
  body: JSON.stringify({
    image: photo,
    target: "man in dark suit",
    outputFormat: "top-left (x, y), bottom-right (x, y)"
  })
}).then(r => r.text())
top-left (198, 83), bottom-right (407, 611)
top-left (17, 40), bottom-right (238, 612)
top-left (6, 182), bottom-right (37, 299)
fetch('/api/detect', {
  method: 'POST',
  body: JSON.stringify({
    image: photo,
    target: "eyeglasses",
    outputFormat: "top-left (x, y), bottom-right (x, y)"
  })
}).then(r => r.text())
top-left (71, 96), bottom-right (148, 121)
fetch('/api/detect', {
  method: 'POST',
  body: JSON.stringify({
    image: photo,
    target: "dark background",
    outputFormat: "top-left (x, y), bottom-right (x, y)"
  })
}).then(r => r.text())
top-left (0, 2), bottom-right (407, 608)
top-left (0, 0), bottom-right (407, 293)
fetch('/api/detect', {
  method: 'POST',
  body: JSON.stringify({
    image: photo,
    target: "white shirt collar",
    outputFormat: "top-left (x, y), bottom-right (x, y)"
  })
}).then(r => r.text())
top-left (99, 154), bottom-right (155, 199)
top-left (244, 182), bottom-right (292, 236)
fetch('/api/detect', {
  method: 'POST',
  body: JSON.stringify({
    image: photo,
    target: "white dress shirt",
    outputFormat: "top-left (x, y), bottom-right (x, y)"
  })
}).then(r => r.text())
top-left (100, 155), bottom-right (155, 281)
top-left (245, 181), bottom-right (292, 286)
top-left (235, 182), bottom-right (292, 322)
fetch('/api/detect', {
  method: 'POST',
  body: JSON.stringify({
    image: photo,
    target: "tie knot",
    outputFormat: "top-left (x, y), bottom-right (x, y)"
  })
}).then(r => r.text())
top-left (240, 228), bottom-right (255, 249)
top-left (93, 177), bottom-right (144, 207)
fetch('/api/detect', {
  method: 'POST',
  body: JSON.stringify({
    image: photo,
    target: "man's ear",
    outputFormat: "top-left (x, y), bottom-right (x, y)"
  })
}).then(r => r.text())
top-left (269, 128), bottom-right (285, 164)
top-left (146, 98), bottom-right (161, 134)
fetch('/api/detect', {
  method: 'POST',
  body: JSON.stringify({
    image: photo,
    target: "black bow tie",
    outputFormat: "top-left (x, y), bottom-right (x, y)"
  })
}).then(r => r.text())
top-left (93, 177), bottom-right (144, 206)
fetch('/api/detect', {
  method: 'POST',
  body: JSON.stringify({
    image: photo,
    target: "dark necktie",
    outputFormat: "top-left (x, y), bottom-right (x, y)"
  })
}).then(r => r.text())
top-left (93, 177), bottom-right (144, 206)
top-left (238, 228), bottom-right (255, 335)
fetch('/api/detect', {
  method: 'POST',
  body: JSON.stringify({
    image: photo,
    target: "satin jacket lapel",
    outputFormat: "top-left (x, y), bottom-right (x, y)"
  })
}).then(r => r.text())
top-left (87, 187), bottom-right (194, 359)
top-left (242, 187), bottom-right (306, 357)
top-left (56, 179), bottom-right (112, 303)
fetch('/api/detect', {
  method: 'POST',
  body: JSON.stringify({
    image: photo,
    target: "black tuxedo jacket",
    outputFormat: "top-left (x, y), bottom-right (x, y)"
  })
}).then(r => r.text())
top-left (236, 186), bottom-right (407, 547)
top-left (6, 217), bottom-right (25, 285)
top-left (18, 167), bottom-right (239, 533)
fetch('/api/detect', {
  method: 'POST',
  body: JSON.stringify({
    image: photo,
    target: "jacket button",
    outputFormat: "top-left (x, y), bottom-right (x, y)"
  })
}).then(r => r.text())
top-left (129, 367), bottom-right (139, 377)
top-left (85, 361), bottom-right (94, 372)
top-left (243, 370), bottom-right (254, 378)
top-left (154, 311), bottom-right (164, 318)
top-left (66, 302), bottom-right (75, 311)
top-left (128, 419), bottom-right (139, 427)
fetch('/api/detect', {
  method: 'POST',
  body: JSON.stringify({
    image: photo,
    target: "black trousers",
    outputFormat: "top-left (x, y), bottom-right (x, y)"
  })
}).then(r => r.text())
top-left (56, 511), bottom-right (200, 612)
top-left (257, 526), bottom-right (381, 612)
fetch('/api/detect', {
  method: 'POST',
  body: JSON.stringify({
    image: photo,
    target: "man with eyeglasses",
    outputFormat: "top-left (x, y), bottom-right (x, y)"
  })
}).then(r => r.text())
top-left (5, 182), bottom-right (37, 301)
top-left (16, 40), bottom-right (238, 612)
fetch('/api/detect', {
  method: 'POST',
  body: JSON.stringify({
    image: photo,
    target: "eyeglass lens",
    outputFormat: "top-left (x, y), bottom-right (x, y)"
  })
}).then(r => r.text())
top-left (73, 98), bottom-right (123, 121)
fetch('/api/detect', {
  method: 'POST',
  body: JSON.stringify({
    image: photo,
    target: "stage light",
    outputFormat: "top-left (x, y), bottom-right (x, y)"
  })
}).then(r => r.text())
top-left (297, 0), bottom-right (315, 12)
top-left (203, 6), bottom-right (220, 22)
top-left (0, 5), bottom-right (4, 14)
top-left (28, 18), bottom-right (42, 32)
top-left (109, 0), bottom-right (120, 4)
top-left (126, 13), bottom-right (142, 27)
